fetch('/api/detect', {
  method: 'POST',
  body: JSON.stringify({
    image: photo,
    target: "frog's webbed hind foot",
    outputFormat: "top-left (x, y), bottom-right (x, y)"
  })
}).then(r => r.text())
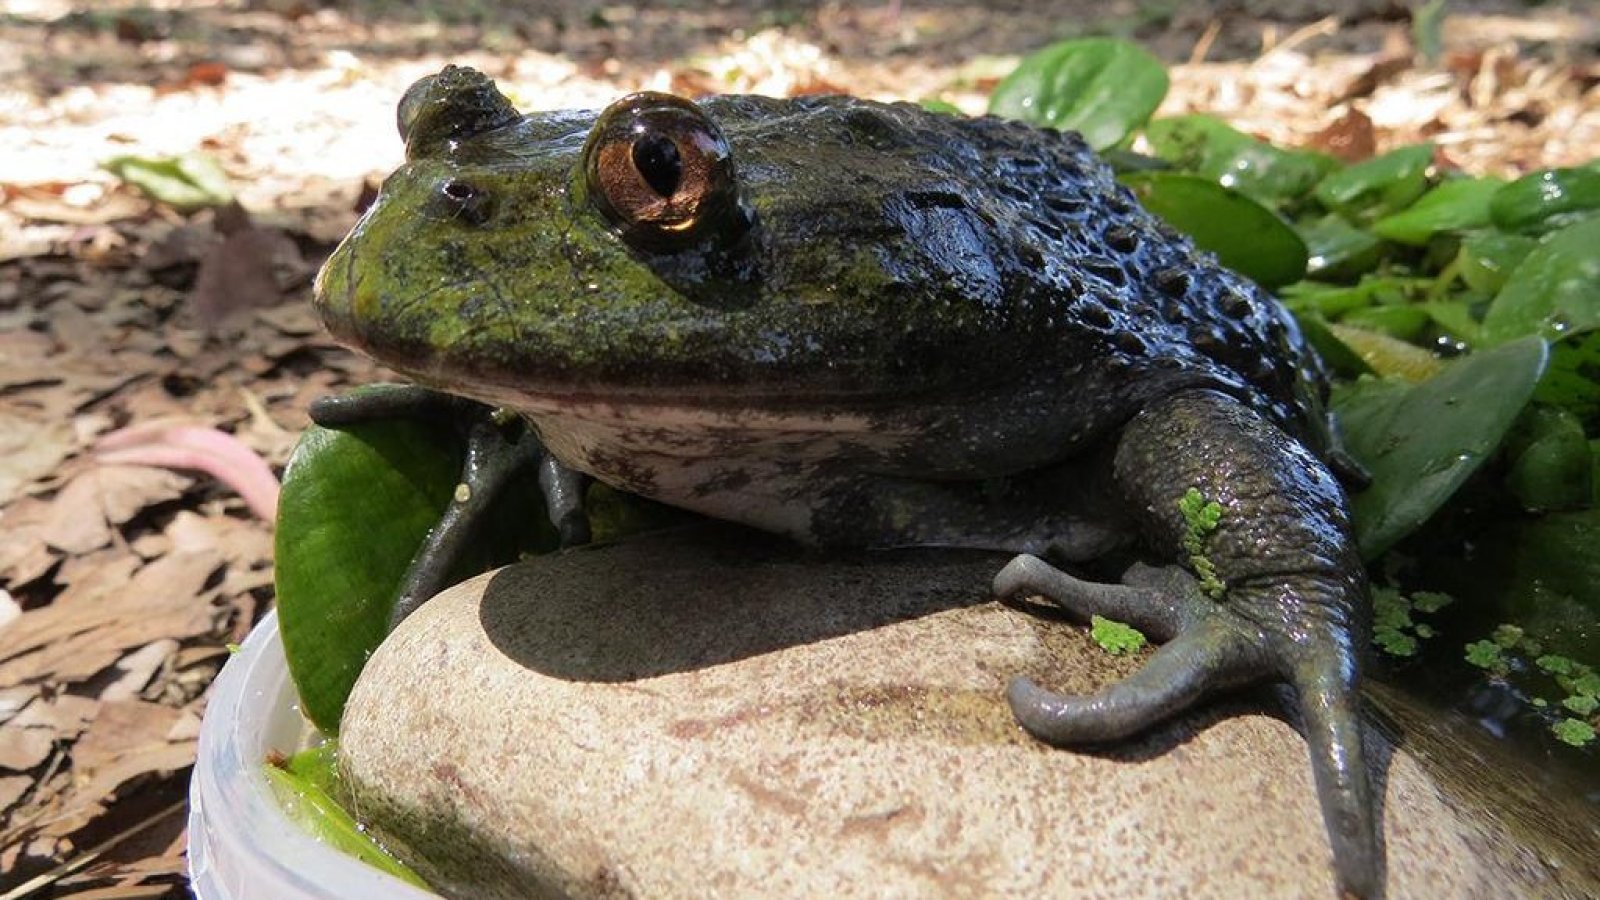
top-left (995, 555), bottom-right (1383, 900)
top-left (995, 557), bottom-right (1267, 742)
top-left (311, 384), bottom-right (591, 629)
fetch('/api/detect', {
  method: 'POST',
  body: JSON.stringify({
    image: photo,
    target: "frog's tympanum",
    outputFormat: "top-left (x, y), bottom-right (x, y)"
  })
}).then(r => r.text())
top-left (314, 67), bottom-right (1381, 896)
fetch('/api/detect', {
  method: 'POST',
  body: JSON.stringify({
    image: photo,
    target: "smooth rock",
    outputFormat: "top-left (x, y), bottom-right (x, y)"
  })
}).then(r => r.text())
top-left (340, 525), bottom-right (1587, 898)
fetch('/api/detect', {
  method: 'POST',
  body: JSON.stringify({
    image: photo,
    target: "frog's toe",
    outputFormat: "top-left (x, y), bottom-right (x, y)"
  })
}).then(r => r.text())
top-left (1291, 650), bottom-right (1383, 900)
top-left (1006, 617), bottom-right (1264, 744)
top-left (993, 554), bottom-right (1186, 639)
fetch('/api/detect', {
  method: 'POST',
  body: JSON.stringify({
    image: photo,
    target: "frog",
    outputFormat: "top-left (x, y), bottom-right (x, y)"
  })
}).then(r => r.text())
top-left (311, 65), bottom-right (1382, 897)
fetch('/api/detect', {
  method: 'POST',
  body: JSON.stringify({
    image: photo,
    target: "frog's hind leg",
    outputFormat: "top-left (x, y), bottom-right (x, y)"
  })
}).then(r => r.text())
top-left (993, 389), bottom-right (1382, 899)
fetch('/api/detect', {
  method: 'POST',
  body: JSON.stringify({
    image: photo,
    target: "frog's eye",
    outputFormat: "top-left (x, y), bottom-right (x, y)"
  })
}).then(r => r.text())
top-left (583, 92), bottom-right (746, 251)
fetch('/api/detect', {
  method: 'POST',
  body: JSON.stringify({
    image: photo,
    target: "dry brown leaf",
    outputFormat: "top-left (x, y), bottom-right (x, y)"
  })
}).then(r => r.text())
top-left (190, 212), bottom-right (292, 331)
top-left (0, 413), bottom-right (76, 507)
top-left (0, 549), bottom-right (223, 686)
top-left (0, 693), bottom-right (99, 771)
top-left (0, 774), bottom-right (32, 815)
top-left (72, 700), bottom-right (183, 775)
top-left (101, 640), bottom-right (180, 703)
top-left (1311, 107), bottom-right (1378, 162)
top-left (0, 723), bottom-right (54, 770)
top-left (38, 478), bottom-right (115, 555)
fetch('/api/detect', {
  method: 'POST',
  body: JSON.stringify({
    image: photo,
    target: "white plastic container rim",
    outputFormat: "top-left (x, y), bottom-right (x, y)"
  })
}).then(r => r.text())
top-left (188, 609), bottom-right (438, 899)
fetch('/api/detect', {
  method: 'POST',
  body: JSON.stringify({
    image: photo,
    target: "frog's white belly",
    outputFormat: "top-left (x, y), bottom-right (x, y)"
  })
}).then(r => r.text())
top-left (519, 400), bottom-right (905, 541)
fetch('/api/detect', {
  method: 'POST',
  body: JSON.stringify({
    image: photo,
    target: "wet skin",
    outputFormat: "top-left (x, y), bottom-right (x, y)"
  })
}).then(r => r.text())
top-left (313, 66), bottom-right (1382, 896)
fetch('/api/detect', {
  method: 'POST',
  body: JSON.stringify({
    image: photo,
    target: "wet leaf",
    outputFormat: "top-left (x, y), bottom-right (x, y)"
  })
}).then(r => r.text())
top-left (274, 418), bottom-right (459, 733)
top-left (988, 37), bottom-right (1168, 150)
top-left (1142, 114), bottom-right (1334, 205)
top-left (1458, 231), bottom-right (1537, 295)
top-left (1120, 172), bottom-right (1306, 288)
top-left (1370, 175), bottom-right (1505, 246)
top-left (1326, 322), bottom-right (1442, 381)
top-left (1335, 337), bottom-right (1548, 558)
top-left (1297, 316), bottom-right (1374, 378)
top-left (1535, 331), bottom-right (1600, 427)
top-left (266, 747), bottom-right (428, 889)
top-left (1489, 167), bottom-right (1600, 235)
top-left (1482, 217), bottom-right (1600, 345)
top-left (1506, 406), bottom-right (1593, 511)
top-left (101, 152), bottom-right (234, 213)
top-left (1314, 143), bottom-right (1435, 220)
top-left (1297, 213), bottom-right (1383, 281)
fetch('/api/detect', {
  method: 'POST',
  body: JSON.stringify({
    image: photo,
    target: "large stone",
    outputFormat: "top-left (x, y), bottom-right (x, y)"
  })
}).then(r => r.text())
top-left (340, 525), bottom-right (1591, 898)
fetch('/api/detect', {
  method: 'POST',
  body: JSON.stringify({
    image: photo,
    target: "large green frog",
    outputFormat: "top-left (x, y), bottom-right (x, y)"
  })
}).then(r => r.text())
top-left (314, 66), bottom-right (1381, 896)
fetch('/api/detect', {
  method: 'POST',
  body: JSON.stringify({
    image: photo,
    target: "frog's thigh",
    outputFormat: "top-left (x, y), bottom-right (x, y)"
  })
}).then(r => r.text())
top-left (812, 473), bottom-right (1127, 557)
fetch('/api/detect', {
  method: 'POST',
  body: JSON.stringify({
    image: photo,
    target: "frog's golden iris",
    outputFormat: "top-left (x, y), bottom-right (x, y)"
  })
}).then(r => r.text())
top-left (582, 92), bottom-right (749, 251)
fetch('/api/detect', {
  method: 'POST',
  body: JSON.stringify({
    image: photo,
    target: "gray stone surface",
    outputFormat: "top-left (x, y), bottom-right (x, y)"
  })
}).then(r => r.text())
top-left (339, 525), bottom-right (1587, 899)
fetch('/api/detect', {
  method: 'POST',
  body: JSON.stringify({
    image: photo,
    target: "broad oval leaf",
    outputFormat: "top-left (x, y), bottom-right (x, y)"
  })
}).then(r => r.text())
top-left (1297, 213), bottom-right (1383, 281)
top-left (1335, 336), bottom-right (1549, 558)
top-left (1121, 172), bottom-right (1307, 288)
top-left (1489, 167), bottom-right (1600, 235)
top-left (1482, 216), bottom-right (1600, 345)
top-left (1314, 144), bottom-right (1435, 220)
top-left (1142, 114), bottom-right (1334, 206)
top-left (1370, 175), bottom-right (1505, 246)
top-left (275, 419), bottom-right (460, 733)
top-left (988, 37), bottom-right (1168, 150)
top-left (1458, 230), bottom-right (1537, 295)
top-left (1506, 406), bottom-right (1593, 512)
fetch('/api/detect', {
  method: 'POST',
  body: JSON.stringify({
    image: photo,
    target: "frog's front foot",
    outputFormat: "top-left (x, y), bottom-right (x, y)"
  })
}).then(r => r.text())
top-left (995, 556), bottom-right (1378, 897)
top-left (311, 384), bottom-right (590, 628)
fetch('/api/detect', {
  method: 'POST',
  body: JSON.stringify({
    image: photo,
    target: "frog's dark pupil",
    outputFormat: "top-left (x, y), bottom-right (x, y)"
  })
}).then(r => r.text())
top-left (631, 134), bottom-right (682, 198)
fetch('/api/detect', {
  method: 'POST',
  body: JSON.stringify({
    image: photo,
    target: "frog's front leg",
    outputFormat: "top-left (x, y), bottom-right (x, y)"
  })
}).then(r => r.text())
top-left (994, 389), bottom-right (1379, 899)
top-left (311, 385), bottom-right (591, 629)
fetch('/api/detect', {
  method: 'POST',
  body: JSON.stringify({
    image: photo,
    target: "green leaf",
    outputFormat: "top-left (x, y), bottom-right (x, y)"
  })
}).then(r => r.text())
top-left (1369, 175), bottom-right (1505, 246)
top-left (918, 99), bottom-right (962, 115)
top-left (1314, 144), bottom-right (1435, 220)
top-left (1120, 172), bottom-right (1307, 288)
top-left (1552, 717), bottom-right (1596, 747)
top-left (1534, 331), bottom-right (1600, 427)
top-left (988, 37), bottom-right (1168, 150)
top-left (1297, 213), bottom-right (1384, 281)
top-left (1296, 315), bottom-right (1374, 378)
top-left (1481, 216), bottom-right (1600, 345)
top-left (1334, 337), bottom-right (1549, 558)
top-left (101, 152), bottom-right (235, 213)
top-left (264, 751), bottom-right (428, 888)
top-left (1562, 694), bottom-right (1598, 716)
top-left (1489, 167), bottom-right (1600, 235)
top-left (275, 419), bottom-right (461, 733)
top-left (1142, 114), bottom-right (1335, 205)
top-left (1324, 323), bottom-right (1442, 382)
top-left (1413, 0), bottom-right (1448, 64)
top-left (1506, 406), bottom-right (1593, 512)
top-left (1465, 639), bottom-right (1509, 675)
top-left (1457, 231), bottom-right (1537, 295)
top-left (1341, 304), bottom-right (1431, 342)
top-left (1090, 615), bottom-right (1147, 655)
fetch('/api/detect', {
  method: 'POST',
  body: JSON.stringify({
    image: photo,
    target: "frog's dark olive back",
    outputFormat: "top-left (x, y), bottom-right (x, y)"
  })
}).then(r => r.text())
top-left (704, 95), bottom-right (1332, 452)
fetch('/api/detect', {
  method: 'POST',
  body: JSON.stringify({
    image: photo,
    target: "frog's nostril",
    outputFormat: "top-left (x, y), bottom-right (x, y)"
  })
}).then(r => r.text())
top-left (438, 180), bottom-right (493, 225)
